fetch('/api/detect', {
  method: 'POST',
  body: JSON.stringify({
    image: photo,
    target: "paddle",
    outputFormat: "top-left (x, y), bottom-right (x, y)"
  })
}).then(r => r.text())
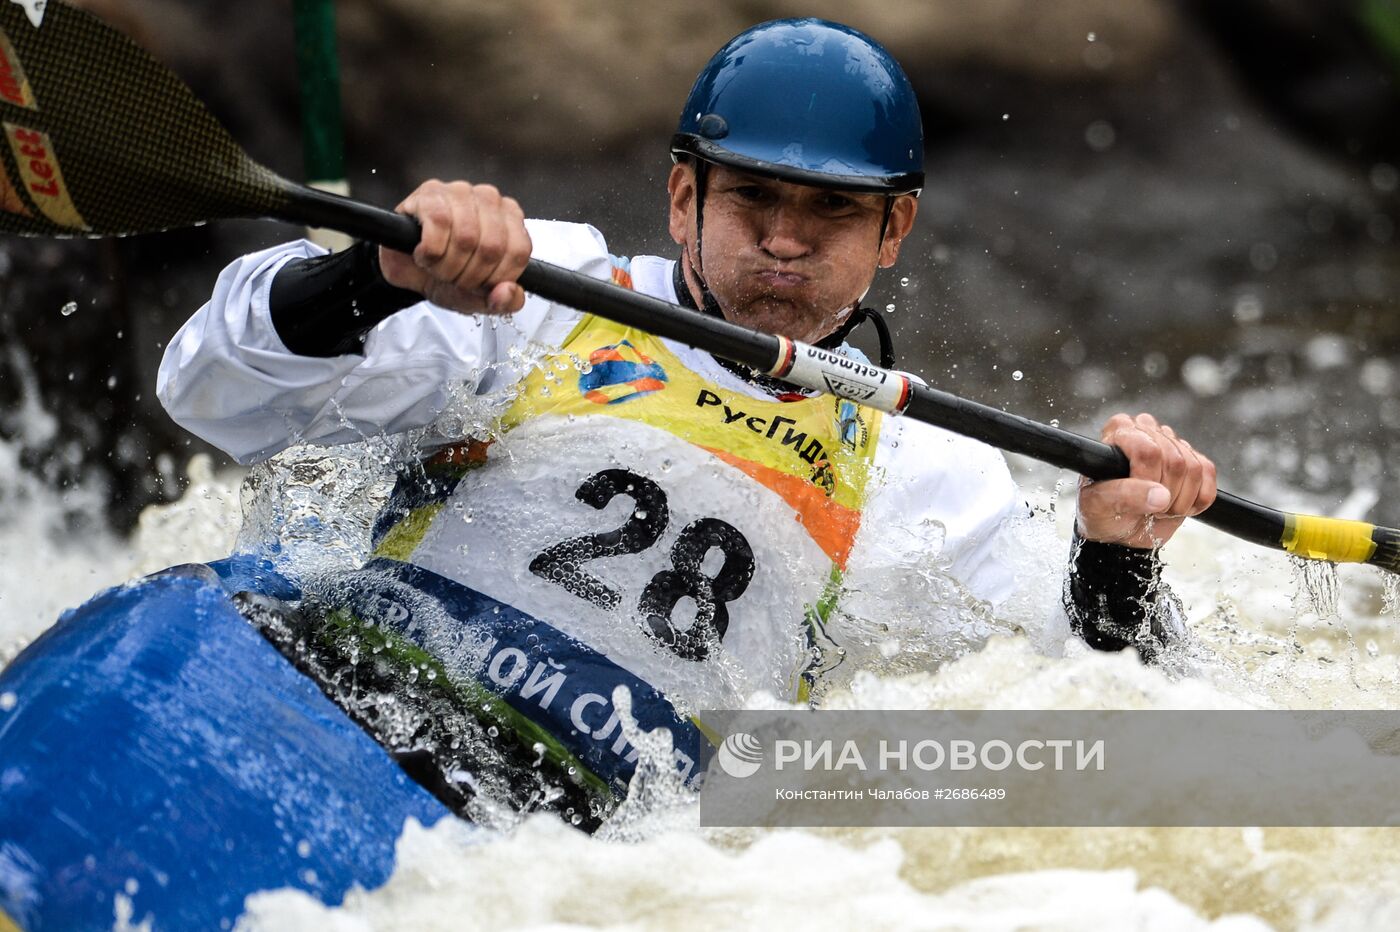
top-left (0, 0), bottom-right (1394, 574)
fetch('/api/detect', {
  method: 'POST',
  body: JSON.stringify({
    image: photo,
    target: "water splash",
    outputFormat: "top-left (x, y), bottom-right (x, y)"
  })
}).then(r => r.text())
top-left (1292, 557), bottom-right (1340, 621)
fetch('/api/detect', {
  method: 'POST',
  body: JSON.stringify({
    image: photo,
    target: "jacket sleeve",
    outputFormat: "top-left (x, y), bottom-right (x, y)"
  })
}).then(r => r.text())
top-left (156, 220), bottom-right (608, 464)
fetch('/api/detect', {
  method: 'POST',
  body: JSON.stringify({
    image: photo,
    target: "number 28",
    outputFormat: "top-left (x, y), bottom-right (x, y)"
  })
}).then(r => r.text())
top-left (529, 469), bottom-right (754, 661)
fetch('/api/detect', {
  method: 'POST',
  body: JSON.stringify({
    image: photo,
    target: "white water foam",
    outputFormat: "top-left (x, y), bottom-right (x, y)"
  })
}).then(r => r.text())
top-left (0, 446), bottom-right (243, 665)
top-left (237, 815), bottom-right (1272, 932)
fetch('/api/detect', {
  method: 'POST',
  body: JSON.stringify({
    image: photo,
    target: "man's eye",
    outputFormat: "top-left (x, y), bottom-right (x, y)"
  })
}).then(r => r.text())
top-left (734, 186), bottom-right (766, 201)
top-left (818, 194), bottom-right (854, 211)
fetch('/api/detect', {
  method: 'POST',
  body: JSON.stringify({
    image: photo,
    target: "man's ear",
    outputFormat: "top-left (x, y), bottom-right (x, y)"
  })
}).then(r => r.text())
top-left (878, 195), bottom-right (918, 268)
top-left (668, 161), bottom-right (696, 246)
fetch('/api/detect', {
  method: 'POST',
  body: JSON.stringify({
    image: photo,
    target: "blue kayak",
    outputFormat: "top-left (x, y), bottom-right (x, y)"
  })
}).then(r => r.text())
top-left (0, 553), bottom-right (704, 931)
top-left (0, 557), bottom-right (452, 931)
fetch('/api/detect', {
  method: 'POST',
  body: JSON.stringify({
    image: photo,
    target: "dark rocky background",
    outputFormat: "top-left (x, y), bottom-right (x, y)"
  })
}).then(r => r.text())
top-left (2, 0), bottom-right (1398, 530)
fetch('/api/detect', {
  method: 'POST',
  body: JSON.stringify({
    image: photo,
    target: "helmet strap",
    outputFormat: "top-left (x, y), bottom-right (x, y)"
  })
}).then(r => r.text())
top-left (682, 158), bottom-right (731, 322)
top-left (692, 156), bottom-right (708, 275)
top-left (821, 304), bottom-right (897, 369)
top-left (878, 196), bottom-right (895, 248)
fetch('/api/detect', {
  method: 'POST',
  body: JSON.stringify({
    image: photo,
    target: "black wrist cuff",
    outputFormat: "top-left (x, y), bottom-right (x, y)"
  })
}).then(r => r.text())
top-left (268, 239), bottom-right (421, 357)
top-left (1065, 531), bottom-right (1170, 661)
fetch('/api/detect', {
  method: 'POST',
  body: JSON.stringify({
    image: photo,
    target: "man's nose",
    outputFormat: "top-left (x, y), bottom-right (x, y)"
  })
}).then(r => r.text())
top-left (759, 205), bottom-right (814, 260)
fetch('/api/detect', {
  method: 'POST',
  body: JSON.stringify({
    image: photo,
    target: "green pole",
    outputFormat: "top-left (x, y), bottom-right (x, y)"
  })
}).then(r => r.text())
top-left (292, 0), bottom-right (351, 249)
top-left (1359, 0), bottom-right (1400, 79)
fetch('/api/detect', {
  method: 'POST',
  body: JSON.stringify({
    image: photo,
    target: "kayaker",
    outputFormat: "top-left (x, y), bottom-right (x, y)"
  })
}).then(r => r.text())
top-left (157, 19), bottom-right (1215, 805)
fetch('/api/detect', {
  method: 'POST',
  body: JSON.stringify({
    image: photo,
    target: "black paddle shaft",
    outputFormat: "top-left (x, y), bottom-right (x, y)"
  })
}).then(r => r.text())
top-left (519, 257), bottom-right (1289, 552)
top-left (287, 185), bottom-right (1290, 553)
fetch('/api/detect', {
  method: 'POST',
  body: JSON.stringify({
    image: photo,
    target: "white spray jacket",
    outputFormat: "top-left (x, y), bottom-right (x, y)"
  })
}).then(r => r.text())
top-left (158, 220), bottom-right (1027, 692)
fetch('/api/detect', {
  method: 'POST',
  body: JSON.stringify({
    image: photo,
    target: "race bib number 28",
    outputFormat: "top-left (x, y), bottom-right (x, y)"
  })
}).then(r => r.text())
top-left (409, 417), bottom-right (829, 706)
top-left (529, 467), bottom-right (754, 660)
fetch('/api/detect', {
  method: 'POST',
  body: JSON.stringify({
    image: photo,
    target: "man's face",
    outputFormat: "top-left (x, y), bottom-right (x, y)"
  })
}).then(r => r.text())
top-left (668, 163), bottom-right (917, 343)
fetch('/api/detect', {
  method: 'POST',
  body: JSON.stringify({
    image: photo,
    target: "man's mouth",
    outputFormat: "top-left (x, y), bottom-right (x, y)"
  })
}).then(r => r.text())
top-left (754, 269), bottom-right (807, 290)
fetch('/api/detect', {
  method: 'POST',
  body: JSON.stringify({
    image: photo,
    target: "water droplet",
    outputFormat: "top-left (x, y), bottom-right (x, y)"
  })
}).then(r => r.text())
top-left (1142, 352), bottom-right (1169, 379)
top-left (0, 692), bottom-right (15, 711)
top-left (1249, 242), bottom-right (1278, 272)
top-left (1085, 120), bottom-right (1116, 152)
top-left (1002, 113), bottom-right (1010, 121)
top-left (296, 840), bottom-right (312, 858)
top-left (487, 725), bottom-right (499, 737)
top-left (1011, 370), bottom-right (1024, 381)
top-left (884, 303), bottom-right (896, 314)
top-left (899, 277), bottom-right (910, 287)
top-left (1360, 358), bottom-right (1393, 395)
top-left (1087, 32), bottom-right (1097, 41)
top-left (1183, 355), bottom-right (1231, 395)
top-left (59, 300), bottom-right (77, 316)
top-left (1372, 163), bottom-right (1399, 194)
top-left (124, 878), bottom-right (139, 896)
top-left (1232, 293), bottom-right (1263, 324)
top-left (634, 510), bottom-right (648, 520)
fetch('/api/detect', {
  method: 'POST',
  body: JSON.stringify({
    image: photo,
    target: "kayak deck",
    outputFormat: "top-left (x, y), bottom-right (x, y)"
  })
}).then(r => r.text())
top-left (0, 560), bottom-right (452, 931)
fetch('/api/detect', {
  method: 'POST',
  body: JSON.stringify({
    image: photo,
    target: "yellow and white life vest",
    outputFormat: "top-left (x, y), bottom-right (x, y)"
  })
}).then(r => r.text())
top-left (372, 271), bottom-right (883, 712)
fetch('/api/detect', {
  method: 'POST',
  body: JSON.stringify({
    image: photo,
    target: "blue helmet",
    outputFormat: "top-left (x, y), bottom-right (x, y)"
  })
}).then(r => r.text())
top-left (671, 19), bottom-right (924, 195)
